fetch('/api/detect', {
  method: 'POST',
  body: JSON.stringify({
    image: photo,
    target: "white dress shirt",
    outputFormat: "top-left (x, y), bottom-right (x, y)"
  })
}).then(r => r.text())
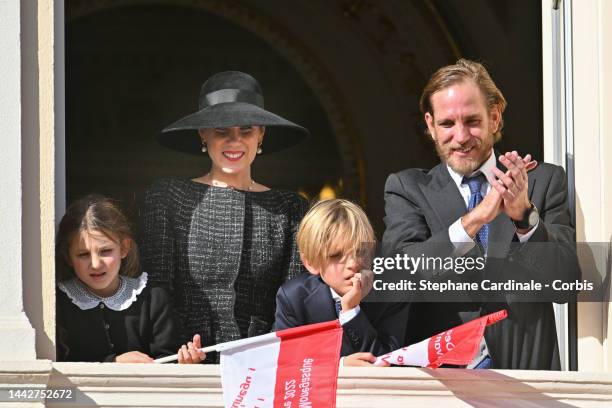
top-left (330, 287), bottom-right (360, 367)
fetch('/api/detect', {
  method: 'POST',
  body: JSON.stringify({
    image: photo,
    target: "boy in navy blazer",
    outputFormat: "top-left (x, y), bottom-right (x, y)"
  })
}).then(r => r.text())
top-left (275, 199), bottom-right (408, 366)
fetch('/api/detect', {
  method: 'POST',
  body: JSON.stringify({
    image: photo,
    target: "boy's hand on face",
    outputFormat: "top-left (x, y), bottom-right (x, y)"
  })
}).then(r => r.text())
top-left (341, 272), bottom-right (363, 312)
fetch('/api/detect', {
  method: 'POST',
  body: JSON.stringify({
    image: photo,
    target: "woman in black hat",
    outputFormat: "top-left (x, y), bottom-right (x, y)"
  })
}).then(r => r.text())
top-left (140, 71), bottom-right (310, 362)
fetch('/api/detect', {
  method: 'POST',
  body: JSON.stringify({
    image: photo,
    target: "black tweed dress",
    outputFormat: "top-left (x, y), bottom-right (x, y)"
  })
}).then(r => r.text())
top-left (140, 178), bottom-right (308, 362)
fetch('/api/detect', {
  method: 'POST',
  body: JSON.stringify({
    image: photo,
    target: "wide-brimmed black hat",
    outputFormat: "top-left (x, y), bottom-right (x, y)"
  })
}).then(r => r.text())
top-left (158, 71), bottom-right (310, 154)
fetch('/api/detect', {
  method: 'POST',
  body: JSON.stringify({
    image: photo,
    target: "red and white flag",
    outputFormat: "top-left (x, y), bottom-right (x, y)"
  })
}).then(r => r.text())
top-left (220, 320), bottom-right (343, 408)
top-left (374, 310), bottom-right (507, 368)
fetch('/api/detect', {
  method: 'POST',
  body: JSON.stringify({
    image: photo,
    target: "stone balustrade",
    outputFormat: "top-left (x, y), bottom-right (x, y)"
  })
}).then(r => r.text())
top-left (2, 361), bottom-right (612, 407)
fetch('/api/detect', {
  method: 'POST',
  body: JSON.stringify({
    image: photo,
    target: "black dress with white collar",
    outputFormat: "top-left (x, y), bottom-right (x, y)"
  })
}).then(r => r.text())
top-left (56, 273), bottom-right (181, 362)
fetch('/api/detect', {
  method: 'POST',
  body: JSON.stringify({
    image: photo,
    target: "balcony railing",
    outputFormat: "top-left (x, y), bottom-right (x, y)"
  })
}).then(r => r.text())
top-left (2, 361), bottom-right (612, 407)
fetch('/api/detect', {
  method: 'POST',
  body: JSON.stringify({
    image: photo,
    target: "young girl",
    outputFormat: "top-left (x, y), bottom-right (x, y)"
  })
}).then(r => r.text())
top-left (56, 194), bottom-right (204, 364)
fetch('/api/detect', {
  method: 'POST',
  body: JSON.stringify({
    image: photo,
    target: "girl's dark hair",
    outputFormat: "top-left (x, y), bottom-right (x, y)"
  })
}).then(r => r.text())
top-left (55, 194), bottom-right (140, 281)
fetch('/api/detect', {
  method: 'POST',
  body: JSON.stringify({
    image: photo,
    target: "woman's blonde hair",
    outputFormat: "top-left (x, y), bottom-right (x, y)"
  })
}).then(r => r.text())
top-left (55, 194), bottom-right (140, 281)
top-left (297, 199), bottom-right (375, 270)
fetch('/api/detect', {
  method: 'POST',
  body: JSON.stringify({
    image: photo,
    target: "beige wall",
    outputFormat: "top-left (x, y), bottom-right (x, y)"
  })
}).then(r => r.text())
top-left (0, 0), bottom-right (37, 362)
top-left (603, 0), bottom-right (612, 373)
top-left (21, 0), bottom-right (62, 360)
top-left (571, 0), bottom-right (612, 371)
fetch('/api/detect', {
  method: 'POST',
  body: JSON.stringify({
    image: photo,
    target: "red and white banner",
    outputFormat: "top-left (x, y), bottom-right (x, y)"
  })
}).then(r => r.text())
top-left (220, 320), bottom-right (343, 408)
top-left (374, 310), bottom-right (508, 368)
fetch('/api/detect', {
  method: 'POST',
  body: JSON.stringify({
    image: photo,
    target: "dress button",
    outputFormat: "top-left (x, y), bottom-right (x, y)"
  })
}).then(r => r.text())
top-left (99, 303), bottom-right (105, 309)
top-left (109, 343), bottom-right (114, 348)
top-left (105, 323), bottom-right (110, 330)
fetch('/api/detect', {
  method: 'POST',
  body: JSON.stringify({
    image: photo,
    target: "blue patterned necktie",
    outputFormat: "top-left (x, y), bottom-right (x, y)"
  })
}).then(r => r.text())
top-left (463, 173), bottom-right (489, 250)
top-left (334, 299), bottom-right (342, 317)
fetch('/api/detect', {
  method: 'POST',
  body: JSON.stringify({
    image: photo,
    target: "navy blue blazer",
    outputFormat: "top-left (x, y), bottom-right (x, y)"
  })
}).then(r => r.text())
top-left (275, 273), bottom-right (409, 357)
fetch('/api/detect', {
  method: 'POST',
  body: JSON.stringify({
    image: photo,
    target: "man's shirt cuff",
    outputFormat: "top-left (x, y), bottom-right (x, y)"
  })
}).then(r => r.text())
top-left (339, 305), bottom-right (360, 325)
top-left (449, 218), bottom-right (476, 257)
top-left (516, 220), bottom-right (540, 242)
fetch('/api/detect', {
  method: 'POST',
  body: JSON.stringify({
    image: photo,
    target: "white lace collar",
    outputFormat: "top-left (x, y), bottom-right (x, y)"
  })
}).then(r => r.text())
top-left (58, 272), bottom-right (148, 311)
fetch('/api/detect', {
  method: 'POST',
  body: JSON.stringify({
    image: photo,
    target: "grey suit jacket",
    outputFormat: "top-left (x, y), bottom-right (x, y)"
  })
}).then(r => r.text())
top-left (383, 159), bottom-right (579, 370)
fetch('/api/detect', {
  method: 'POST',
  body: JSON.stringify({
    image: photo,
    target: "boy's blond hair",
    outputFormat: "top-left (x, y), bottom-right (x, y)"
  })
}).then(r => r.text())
top-left (297, 199), bottom-right (376, 270)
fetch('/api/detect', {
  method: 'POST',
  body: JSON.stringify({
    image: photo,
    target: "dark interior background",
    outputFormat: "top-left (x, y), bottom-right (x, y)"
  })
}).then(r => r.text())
top-left (66, 0), bottom-right (543, 236)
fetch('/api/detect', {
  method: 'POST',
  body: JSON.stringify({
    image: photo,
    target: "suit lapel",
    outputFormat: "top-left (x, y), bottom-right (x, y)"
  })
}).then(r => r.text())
top-left (528, 168), bottom-right (536, 199)
top-left (303, 276), bottom-right (337, 323)
top-left (420, 164), bottom-right (467, 229)
top-left (487, 159), bottom-right (512, 255)
top-left (488, 214), bottom-right (514, 257)
top-left (302, 276), bottom-right (353, 355)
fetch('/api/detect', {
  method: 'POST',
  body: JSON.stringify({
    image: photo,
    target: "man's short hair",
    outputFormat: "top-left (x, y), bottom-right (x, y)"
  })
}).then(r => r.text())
top-left (419, 58), bottom-right (507, 142)
top-left (297, 199), bottom-right (375, 270)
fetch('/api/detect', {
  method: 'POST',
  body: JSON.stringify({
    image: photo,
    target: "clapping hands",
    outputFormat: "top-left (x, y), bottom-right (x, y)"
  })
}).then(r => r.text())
top-left (491, 151), bottom-right (537, 223)
top-left (462, 152), bottom-right (537, 238)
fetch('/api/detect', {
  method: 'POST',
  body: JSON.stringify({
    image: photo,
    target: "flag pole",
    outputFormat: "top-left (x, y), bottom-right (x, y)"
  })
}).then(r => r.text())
top-left (154, 345), bottom-right (218, 364)
top-left (154, 321), bottom-right (342, 363)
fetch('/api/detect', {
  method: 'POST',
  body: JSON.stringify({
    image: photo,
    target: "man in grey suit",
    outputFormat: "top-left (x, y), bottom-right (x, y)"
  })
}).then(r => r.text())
top-left (382, 59), bottom-right (579, 370)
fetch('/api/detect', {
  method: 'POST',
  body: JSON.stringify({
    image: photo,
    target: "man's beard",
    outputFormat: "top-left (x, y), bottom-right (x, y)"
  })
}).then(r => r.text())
top-left (434, 136), bottom-right (493, 176)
